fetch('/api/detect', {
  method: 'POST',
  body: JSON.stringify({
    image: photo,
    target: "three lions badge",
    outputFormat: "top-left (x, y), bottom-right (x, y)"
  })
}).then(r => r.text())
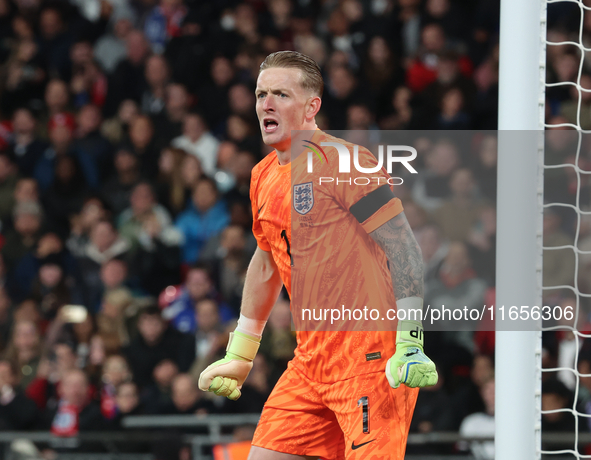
top-left (293, 182), bottom-right (314, 215)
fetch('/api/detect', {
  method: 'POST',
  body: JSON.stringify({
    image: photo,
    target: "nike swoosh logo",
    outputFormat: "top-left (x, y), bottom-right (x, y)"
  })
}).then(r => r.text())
top-left (404, 351), bottom-right (419, 357)
top-left (351, 439), bottom-right (375, 450)
top-left (258, 202), bottom-right (266, 214)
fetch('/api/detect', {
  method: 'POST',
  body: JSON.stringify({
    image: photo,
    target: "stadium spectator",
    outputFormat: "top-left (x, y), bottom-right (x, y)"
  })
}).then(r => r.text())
top-left (9, 108), bottom-right (47, 177)
top-left (153, 83), bottom-right (191, 146)
top-left (363, 36), bottom-right (403, 110)
top-left (35, 114), bottom-right (100, 192)
top-left (29, 254), bottom-right (72, 321)
top-left (432, 168), bottom-right (485, 243)
top-left (411, 138), bottom-right (461, 211)
top-left (541, 378), bottom-right (577, 433)
top-left (155, 147), bottom-right (189, 217)
top-left (1, 200), bottom-right (43, 272)
top-left (0, 359), bottom-right (38, 430)
top-left (7, 223), bottom-right (72, 307)
top-left (164, 8), bottom-right (209, 94)
top-left (75, 219), bottom-right (132, 311)
top-left (69, 43), bottom-right (108, 109)
top-left (417, 223), bottom-right (449, 284)
top-left (225, 114), bottom-right (257, 152)
top-left (346, 103), bottom-right (378, 131)
top-left (431, 87), bottom-right (472, 130)
top-left (576, 342), bottom-right (591, 431)
top-left (466, 205), bottom-right (497, 286)
top-left (42, 155), bottom-right (89, 236)
top-left (419, 50), bottom-right (476, 123)
top-left (94, 15), bottom-right (134, 74)
top-left (143, 0), bottom-right (187, 55)
top-left (472, 47), bottom-right (499, 129)
top-left (578, 213), bottom-right (591, 296)
top-left (180, 153), bottom-right (204, 196)
top-left (544, 119), bottom-right (575, 204)
top-left (0, 152), bottom-right (17, 226)
top-left (141, 358), bottom-right (178, 414)
top-left (201, 225), bottom-right (250, 310)
top-left (66, 197), bottom-right (109, 257)
top-left (171, 112), bottom-right (220, 177)
top-left (104, 381), bottom-right (142, 429)
top-left (96, 287), bottom-right (135, 354)
top-left (41, 79), bottom-right (72, 135)
top-left (176, 177), bottom-right (230, 264)
top-left (459, 378), bottom-right (495, 460)
top-left (323, 65), bottom-right (363, 129)
top-left (100, 99), bottom-right (140, 145)
top-left (101, 149), bottom-right (142, 217)
top-left (450, 354), bottom-right (494, 429)
top-left (228, 83), bottom-right (256, 122)
top-left (408, 366), bottom-right (454, 456)
top-left (223, 354), bottom-right (271, 415)
top-left (543, 208), bottom-right (576, 298)
top-left (99, 354), bottom-right (131, 421)
top-left (198, 56), bottom-right (235, 133)
top-left (141, 54), bottom-right (170, 117)
top-left (127, 114), bottom-right (160, 180)
top-left (471, 135), bottom-right (498, 203)
top-left (258, 298), bottom-right (296, 386)
top-left (13, 177), bottom-right (39, 207)
top-left (73, 104), bottom-right (113, 181)
top-left (124, 305), bottom-right (194, 389)
top-left (161, 264), bottom-right (235, 334)
top-left (224, 151), bottom-right (256, 207)
top-left (1, 37), bottom-right (46, 116)
top-left (26, 340), bottom-right (78, 411)
top-left (425, 241), bottom-right (487, 352)
top-left (0, 286), bottom-right (11, 351)
top-left (193, 298), bottom-right (225, 366)
top-left (550, 296), bottom-right (588, 391)
top-left (42, 368), bottom-right (103, 434)
top-left (3, 319), bottom-right (42, 390)
top-left (561, 74), bottom-right (591, 130)
top-left (118, 182), bottom-right (174, 252)
top-left (104, 30), bottom-right (150, 117)
top-left (37, 6), bottom-right (73, 81)
top-left (159, 373), bottom-right (214, 415)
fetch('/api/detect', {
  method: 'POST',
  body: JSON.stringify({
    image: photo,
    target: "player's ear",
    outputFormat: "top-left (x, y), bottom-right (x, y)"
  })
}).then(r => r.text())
top-left (306, 95), bottom-right (322, 121)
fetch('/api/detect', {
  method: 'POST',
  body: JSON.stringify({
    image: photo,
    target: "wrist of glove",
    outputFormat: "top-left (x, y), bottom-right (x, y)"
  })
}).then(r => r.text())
top-left (198, 331), bottom-right (260, 400)
top-left (386, 319), bottom-right (438, 389)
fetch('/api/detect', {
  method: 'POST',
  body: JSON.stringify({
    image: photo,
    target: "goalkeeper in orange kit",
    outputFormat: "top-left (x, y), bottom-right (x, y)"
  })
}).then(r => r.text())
top-left (198, 51), bottom-right (438, 460)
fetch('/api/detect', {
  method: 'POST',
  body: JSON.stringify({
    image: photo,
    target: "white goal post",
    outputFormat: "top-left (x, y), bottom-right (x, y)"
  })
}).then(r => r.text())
top-left (496, 1), bottom-right (546, 460)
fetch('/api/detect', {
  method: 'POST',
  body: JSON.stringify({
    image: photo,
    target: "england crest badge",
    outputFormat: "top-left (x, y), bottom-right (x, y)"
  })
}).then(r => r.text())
top-left (293, 182), bottom-right (314, 215)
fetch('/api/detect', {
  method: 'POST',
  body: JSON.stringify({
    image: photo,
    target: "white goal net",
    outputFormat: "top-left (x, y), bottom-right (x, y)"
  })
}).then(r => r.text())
top-left (540, 1), bottom-right (591, 460)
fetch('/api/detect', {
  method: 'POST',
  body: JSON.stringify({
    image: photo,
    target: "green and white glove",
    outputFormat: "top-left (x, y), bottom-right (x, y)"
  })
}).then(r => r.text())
top-left (198, 331), bottom-right (260, 400)
top-left (386, 318), bottom-right (438, 389)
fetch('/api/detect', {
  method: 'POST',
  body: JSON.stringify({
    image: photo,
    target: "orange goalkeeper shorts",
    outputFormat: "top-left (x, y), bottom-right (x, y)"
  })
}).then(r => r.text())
top-left (252, 363), bottom-right (419, 460)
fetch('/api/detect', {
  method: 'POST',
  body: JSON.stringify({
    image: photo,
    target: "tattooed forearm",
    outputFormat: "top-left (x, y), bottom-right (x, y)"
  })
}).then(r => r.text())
top-left (369, 212), bottom-right (424, 300)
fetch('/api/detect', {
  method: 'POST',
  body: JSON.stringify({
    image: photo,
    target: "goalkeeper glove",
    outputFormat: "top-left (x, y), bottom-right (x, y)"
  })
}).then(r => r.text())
top-left (386, 319), bottom-right (438, 389)
top-left (198, 331), bottom-right (260, 400)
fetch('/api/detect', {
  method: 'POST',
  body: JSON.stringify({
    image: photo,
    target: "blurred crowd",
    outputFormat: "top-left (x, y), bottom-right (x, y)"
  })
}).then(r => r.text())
top-left (0, 0), bottom-right (588, 458)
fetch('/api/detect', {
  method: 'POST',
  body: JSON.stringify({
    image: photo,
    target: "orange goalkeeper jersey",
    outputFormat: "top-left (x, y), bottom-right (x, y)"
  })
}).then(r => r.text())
top-left (250, 131), bottom-right (403, 383)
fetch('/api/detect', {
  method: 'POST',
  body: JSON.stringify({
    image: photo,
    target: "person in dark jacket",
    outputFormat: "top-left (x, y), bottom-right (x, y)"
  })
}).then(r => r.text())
top-left (0, 359), bottom-right (38, 430)
top-left (42, 369), bottom-right (103, 434)
top-left (157, 373), bottom-right (214, 415)
top-left (124, 305), bottom-right (195, 389)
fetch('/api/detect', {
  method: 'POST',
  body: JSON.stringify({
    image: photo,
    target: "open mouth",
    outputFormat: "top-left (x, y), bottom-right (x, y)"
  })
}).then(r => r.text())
top-left (263, 119), bottom-right (279, 133)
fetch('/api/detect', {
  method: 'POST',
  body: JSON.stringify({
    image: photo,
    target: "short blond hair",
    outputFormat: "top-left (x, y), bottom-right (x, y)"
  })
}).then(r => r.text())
top-left (259, 51), bottom-right (323, 97)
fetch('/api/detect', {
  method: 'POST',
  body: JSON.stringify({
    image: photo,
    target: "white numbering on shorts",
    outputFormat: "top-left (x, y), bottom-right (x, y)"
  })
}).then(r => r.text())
top-left (357, 396), bottom-right (369, 434)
